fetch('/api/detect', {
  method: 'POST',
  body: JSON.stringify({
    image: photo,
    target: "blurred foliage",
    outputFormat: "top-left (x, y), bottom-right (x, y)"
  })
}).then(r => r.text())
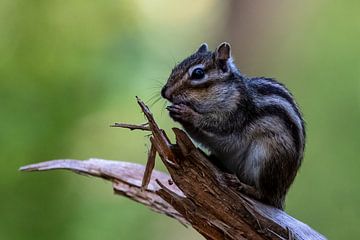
top-left (0, 0), bottom-right (358, 239)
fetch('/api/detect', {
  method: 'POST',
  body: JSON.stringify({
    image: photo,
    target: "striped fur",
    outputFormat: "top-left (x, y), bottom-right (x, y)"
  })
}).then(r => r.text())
top-left (162, 43), bottom-right (305, 209)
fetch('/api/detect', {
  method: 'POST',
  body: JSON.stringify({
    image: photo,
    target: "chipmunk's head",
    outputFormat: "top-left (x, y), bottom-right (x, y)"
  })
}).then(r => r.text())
top-left (161, 42), bottom-right (242, 114)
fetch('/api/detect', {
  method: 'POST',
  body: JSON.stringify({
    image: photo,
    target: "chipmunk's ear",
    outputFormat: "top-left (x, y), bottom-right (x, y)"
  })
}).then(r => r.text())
top-left (215, 42), bottom-right (231, 72)
top-left (196, 43), bottom-right (208, 53)
top-left (215, 42), bottom-right (231, 61)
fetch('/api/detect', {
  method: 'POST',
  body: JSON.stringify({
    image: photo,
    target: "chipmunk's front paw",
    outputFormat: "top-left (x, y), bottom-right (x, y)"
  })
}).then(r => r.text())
top-left (166, 104), bottom-right (197, 123)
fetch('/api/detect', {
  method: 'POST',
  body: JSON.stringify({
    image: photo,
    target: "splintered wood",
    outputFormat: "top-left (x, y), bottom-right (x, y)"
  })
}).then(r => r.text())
top-left (20, 97), bottom-right (327, 240)
top-left (111, 121), bottom-right (156, 190)
top-left (141, 139), bottom-right (156, 190)
top-left (110, 97), bottom-right (176, 190)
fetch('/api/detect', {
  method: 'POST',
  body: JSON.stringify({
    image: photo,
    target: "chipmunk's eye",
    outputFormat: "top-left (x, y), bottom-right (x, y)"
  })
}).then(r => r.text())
top-left (191, 68), bottom-right (205, 80)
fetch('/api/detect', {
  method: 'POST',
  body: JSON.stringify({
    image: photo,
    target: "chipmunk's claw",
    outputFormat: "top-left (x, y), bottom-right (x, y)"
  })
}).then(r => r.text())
top-left (167, 104), bottom-right (195, 122)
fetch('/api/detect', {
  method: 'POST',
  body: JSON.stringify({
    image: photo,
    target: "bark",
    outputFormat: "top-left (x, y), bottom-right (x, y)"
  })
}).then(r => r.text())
top-left (20, 97), bottom-right (326, 240)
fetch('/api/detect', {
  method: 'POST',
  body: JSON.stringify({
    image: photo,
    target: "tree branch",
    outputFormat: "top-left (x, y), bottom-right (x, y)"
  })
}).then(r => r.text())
top-left (20, 97), bottom-right (326, 240)
top-left (110, 122), bottom-right (151, 131)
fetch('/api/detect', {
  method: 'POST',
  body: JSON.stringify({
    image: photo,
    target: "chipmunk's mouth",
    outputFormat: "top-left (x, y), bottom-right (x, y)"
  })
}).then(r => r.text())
top-left (162, 92), bottom-right (203, 114)
top-left (168, 101), bottom-right (206, 116)
top-left (164, 93), bottom-right (186, 105)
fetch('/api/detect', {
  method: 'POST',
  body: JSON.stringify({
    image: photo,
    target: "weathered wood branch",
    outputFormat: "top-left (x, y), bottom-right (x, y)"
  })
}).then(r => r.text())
top-left (110, 122), bottom-right (151, 131)
top-left (20, 97), bottom-right (326, 240)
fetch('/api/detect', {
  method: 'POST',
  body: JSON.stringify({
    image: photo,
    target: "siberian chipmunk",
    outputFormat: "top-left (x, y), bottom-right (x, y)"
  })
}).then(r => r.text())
top-left (161, 43), bottom-right (305, 209)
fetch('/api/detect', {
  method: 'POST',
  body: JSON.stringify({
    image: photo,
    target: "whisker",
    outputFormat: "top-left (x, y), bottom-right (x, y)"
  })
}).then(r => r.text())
top-left (146, 94), bottom-right (160, 105)
top-left (145, 89), bottom-right (163, 107)
top-left (148, 85), bottom-right (162, 90)
top-left (161, 99), bottom-right (168, 116)
top-left (149, 97), bottom-right (162, 107)
top-left (142, 77), bottom-right (168, 108)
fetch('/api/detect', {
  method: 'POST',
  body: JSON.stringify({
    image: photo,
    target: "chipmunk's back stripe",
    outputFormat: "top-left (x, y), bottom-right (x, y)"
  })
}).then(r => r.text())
top-left (258, 105), bottom-right (302, 153)
top-left (252, 78), bottom-right (305, 138)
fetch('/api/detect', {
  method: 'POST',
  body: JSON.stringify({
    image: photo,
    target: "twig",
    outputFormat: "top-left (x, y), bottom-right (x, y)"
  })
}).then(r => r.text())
top-left (141, 139), bottom-right (157, 190)
top-left (136, 96), bottom-right (176, 163)
top-left (110, 122), bottom-right (151, 131)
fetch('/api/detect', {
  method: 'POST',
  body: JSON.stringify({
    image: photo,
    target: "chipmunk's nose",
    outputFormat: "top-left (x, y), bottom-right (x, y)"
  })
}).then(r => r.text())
top-left (161, 86), bottom-right (169, 100)
top-left (161, 85), bottom-right (174, 101)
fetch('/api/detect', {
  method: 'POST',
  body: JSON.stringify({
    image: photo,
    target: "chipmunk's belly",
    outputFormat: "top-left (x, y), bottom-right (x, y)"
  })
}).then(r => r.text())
top-left (206, 135), bottom-right (262, 186)
top-left (185, 129), bottom-right (259, 185)
top-left (205, 135), bottom-right (247, 169)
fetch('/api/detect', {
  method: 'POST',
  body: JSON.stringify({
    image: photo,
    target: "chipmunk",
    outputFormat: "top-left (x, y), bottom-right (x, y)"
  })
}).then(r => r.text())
top-left (161, 42), bottom-right (305, 209)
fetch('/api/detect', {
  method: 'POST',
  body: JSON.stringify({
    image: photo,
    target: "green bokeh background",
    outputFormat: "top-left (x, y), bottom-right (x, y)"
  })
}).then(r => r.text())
top-left (1, 1), bottom-right (359, 239)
